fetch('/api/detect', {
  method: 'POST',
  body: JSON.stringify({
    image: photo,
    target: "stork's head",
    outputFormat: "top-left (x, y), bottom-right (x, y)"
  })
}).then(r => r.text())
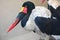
top-left (22, 1), bottom-right (35, 13)
top-left (18, 1), bottom-right (35, 20)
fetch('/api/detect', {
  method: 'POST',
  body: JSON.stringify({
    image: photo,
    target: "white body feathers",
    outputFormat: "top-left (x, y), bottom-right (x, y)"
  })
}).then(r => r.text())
top-left (24, 6), bottom-right (51, 31)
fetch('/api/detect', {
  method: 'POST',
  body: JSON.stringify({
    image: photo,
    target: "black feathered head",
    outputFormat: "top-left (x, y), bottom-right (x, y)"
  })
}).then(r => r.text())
top-left (22, 1), bottom-right (35, 13)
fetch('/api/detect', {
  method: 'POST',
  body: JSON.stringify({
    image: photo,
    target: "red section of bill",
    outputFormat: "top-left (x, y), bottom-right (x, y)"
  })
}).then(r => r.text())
top-left (7, 18), bottom-right (20, 32)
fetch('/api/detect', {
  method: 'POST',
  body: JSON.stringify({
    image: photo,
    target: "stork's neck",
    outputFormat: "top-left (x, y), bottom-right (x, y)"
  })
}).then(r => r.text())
top-left (21, 10), bottom-right (32, 27)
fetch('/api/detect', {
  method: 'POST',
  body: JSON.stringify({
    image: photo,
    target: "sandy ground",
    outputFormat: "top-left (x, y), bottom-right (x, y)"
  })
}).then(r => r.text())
top-left (9, 31), bottom-right (40, 40)
top-left (8, 31), bottom-right (60, 40)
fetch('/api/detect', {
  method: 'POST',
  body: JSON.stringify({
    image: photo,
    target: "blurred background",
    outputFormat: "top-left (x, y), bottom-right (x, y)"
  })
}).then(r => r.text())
top-left (0, 0), bottom-right (48, 40)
